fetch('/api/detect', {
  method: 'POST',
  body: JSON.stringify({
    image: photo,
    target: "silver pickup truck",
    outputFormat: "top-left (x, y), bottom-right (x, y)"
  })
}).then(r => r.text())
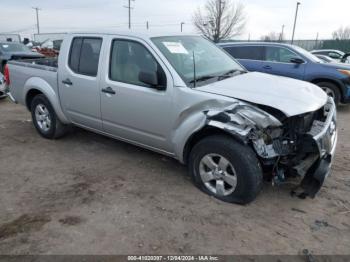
top-left (6, 32), bottom-right (337, 204)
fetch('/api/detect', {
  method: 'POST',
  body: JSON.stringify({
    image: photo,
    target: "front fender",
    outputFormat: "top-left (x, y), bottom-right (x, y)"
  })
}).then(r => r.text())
top-left (23, 77), bottom-right (69, 124)
top-left (172, 101), bottom-right (282, 163)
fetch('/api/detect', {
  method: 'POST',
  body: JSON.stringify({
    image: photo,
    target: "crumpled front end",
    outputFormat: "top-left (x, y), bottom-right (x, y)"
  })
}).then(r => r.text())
top-left (204, 97), bottom-right (337, 198)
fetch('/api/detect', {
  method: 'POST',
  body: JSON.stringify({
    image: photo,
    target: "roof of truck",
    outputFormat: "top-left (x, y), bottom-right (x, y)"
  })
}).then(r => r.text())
top-left (67, 30), bottom-right (199, 39)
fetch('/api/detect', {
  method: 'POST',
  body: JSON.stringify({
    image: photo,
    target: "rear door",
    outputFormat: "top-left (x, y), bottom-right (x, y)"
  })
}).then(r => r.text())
top-left (99, 37), bottom-right (174, 152)
top-left (58, 36), bottom-right (103, 130)
top-left (262, 46), bottom-right (306, 80)
top-left (223, 45), bottom-right (265, 72)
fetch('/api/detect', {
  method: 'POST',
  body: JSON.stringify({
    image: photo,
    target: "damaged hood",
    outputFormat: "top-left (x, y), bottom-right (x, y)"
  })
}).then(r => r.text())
top-left (196, 72), bottom-right (328, 117)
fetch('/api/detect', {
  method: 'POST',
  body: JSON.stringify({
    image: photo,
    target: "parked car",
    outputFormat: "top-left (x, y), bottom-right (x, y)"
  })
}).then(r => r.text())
top-left (341, 53), bottom-right (350, 64)
top-left (219, 42), bottom-right (350, 105)
top-left (0, 72), bottom-right (6, 99)
top-left (315, 54), bottom-right (336, 63)
top-left (311, 49), bottom-right (345, 63)
top-left (0, 42), bottom-right (44, 73)
top-left (6, 33), bottom-right (337, 204)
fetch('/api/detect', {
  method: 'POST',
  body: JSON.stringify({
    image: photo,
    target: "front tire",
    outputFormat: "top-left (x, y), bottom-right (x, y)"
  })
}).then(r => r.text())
top-left (30, 94), bottom-right (67, 139)
top-left (189, 135), bottom-right (263, 205)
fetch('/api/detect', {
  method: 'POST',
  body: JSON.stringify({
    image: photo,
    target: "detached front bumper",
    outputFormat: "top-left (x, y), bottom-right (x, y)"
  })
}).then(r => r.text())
top-left (296, 98), bottom-right (338, 198)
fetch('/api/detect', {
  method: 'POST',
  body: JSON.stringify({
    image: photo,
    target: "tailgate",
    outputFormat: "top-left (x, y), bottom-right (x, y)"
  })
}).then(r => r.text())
top-left (8, 61), bottom-right (58, 106)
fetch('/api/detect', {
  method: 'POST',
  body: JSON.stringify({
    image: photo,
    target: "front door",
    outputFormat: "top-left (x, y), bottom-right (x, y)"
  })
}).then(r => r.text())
top-left (100, 38), bottom-right (173, 152)
top-left (262, 46), bottom-right (306, 80)
top-left (58, 36), bottom-right (103, 130)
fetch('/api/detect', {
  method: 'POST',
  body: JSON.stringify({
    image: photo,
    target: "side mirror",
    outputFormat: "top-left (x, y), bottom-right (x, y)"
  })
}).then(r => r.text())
top-left (290, 57), bottom-right (305, 64)
top-left (139, 71), bottom-right (166, 90)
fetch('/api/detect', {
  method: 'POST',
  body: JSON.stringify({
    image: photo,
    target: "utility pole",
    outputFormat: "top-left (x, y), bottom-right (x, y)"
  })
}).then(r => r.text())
top-left (123, 0), bottom-right (135, 29)
top-left (180, 22), bottom-right (185, 32)
top-left (280, 24), bottom-right (285, 42)
top-left (146, 21), bottom-right (149, 30)
top-left (315, 32), bottom-right (319, 49)
top-left (32, 7), bottom-right (41, 34)
top-left (291, 2), bottom-right (301, 45)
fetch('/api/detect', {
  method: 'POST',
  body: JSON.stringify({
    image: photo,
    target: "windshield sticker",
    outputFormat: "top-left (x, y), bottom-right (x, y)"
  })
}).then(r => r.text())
top-left (163, 42), bottom-right (188, 54)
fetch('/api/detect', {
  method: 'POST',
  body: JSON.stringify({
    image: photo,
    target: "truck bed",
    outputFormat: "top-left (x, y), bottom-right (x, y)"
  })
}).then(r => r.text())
top-left (9, 58), bottom-right (58, 71)
top-left (8, 58), bottom-right (58, 106)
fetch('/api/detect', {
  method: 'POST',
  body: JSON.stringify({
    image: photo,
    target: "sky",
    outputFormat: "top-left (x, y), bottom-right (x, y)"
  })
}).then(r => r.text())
top-left (0, 0), bottom-right (349, 40)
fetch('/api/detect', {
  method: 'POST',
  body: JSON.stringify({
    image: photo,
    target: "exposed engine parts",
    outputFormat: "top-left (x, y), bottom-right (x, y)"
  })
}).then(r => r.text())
top-left (203, 98), bottom-right (337, 199)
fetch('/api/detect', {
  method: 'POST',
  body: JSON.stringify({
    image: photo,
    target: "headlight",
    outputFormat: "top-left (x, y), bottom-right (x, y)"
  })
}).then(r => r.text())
top-left (236, 105), bottom-right (282, 129)
top-left (337, 69), bottom-right (350, 77)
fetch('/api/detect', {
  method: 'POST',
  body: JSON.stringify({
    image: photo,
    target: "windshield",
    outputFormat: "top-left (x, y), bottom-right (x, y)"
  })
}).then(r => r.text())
top-left (0, 43), bottom-right (31, 53)
top-left (152, 36), bottom-right (245, 87)
top-left (293, 45), bottom-right (322, 63)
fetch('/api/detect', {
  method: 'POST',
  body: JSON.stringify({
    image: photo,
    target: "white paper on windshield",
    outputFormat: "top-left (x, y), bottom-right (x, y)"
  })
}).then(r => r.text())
top-left (163, 42), bottom-right (188, 54)
top-left (2, 45), bottom-right (9, 48)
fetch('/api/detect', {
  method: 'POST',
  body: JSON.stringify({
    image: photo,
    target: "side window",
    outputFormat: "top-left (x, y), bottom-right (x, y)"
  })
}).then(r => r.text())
top-left (109, 40), bottom-right (166, 88)
top-left (224, 46), bottom-right (264, 61)
top-left (328, 52), bottom-right (341, 59)
top-left (265, 47), bottom-right (299, 63)
top-left (68, 37), bottom-right (102, 77)
top-left (68, 38), bottom-right (82, 72)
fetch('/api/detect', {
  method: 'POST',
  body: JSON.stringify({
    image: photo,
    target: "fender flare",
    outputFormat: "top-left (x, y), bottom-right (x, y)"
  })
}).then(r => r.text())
top-left (23, 77), bottom-right (69, 124)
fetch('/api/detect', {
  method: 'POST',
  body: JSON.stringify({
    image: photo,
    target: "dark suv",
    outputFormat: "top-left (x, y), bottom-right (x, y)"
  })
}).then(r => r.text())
top-left (218, 42), bottom-right (350, 104)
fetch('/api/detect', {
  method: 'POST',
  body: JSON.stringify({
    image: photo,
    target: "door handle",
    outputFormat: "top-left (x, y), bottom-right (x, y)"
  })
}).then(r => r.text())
top-left (62, 78), bottom-right (73, 86)
top-left (101, 87), bottom-right (116, 95)
top-left (263, 65), bottom-right (272, 70)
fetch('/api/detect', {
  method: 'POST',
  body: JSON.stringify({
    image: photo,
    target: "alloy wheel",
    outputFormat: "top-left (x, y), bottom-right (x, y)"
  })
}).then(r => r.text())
top-left (35, 104), bottom-right (51, 132)
top-left (199, 154), bottom-right (238, 196)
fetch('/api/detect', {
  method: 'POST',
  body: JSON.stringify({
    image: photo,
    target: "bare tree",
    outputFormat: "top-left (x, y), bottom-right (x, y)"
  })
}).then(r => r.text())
top-left (260, 32), bottom-right (281, 42)
top-left (332, 26), bottom-right (350, 40)
top-left (193, 0), bottom-right (246, 43)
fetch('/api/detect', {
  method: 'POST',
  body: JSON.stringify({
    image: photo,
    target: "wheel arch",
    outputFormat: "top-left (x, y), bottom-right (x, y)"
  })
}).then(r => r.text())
top-left (23, 77), bottom-right (69, 124)
top-left (182, 126), bottom-right (246, 165)
top-left (310, 78), bottom-right (344, 100)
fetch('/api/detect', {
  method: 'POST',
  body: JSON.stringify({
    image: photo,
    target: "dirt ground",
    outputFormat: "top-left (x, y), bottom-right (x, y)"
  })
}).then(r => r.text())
top-left (0, 99), bottom-right (349, 255)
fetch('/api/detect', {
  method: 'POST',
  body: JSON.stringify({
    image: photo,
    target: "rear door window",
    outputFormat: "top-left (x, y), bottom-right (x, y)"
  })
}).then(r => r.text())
top-left (68, 37), bottom-right (102, 77)
top-left (224, 46), bottom-right (265, 61)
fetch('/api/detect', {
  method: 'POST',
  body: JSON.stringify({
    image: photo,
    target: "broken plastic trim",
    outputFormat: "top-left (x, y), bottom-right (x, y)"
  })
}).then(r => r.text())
top-left (204, 103), bottom-right (282, 154)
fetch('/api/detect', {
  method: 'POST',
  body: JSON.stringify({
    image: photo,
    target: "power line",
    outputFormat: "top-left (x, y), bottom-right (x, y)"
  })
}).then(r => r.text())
top-left (32, 7), bottom-right (41, 34)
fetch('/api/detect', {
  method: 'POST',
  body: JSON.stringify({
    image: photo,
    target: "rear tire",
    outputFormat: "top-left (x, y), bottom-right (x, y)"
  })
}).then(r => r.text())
top-left (189, 135), bottom-right (263, 205)
top-left (316, 82), bottom-right (341, 105)
top-left (30, 94), bottom-right (67, 139)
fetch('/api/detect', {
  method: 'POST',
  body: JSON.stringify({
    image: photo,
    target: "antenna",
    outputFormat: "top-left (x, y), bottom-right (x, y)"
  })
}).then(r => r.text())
top-left (192, 51), bottom-right (197, 88)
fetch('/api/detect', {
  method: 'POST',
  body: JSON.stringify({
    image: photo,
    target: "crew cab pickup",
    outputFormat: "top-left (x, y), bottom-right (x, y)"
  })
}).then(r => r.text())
top-left (6, 32), bottom-right (338, 204)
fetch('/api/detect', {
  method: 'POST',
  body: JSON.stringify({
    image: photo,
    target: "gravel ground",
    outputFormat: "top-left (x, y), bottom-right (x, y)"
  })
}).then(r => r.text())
top-left (0, 99), bottom-right (349, 255)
